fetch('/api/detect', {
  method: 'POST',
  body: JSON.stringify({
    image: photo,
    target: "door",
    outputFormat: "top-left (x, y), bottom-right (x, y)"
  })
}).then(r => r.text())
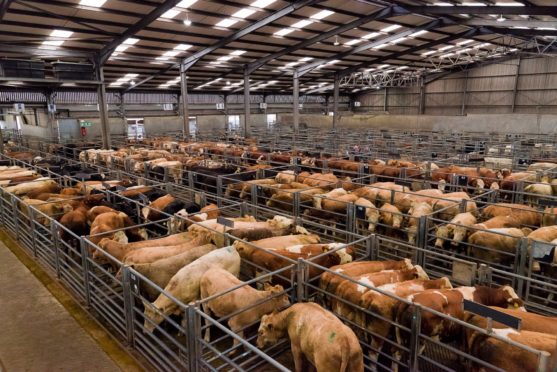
top-left (58, 119), bottom-right (80, 141)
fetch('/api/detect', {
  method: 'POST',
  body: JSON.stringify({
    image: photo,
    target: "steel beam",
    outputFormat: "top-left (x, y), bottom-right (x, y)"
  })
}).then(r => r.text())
top-left (245, 6), bottom-right (398, 75)
top-left (96, 66), bottom-right (111, 149)
top-left (293, 70), bottom-right (300, 135)
top-left (126, 0), bottom-right (318, 92)
top-left (405, 6), bottom-right (557, 16)
top-left (298, 19), bottom-right (443, 77)
top-left (0, 0), bottom-right (13, 21)
top-left (180, 61), bottom-right (190, 140)
top-left (464, 19), bottom-right (557, 29)
top-left (0, 43), bottom-right (95, 59)
top-left (243, 68), bottom-right (251, 137)
top-left (99, 0), bottom-right (184, 65)
top-left (333, 74), bottom-right (339, 129)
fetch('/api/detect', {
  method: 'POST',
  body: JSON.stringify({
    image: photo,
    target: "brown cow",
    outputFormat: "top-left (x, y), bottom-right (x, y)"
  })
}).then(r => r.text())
top-left (257, 303), bottom-right (364, 372)
top-left (200, 268), bottom-right (290, 348)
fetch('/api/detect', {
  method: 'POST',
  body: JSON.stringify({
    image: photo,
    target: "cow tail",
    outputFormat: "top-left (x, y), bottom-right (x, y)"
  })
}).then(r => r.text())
top-left (339, 339), bottom-right (349, 372)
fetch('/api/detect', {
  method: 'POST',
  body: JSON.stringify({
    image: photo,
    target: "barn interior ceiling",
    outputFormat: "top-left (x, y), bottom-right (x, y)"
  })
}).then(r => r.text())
top-left (0, 0), bottom-right (555, 94)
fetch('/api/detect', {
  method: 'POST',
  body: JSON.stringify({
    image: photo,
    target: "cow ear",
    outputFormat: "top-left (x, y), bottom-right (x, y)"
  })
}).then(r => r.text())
top-left (263, 282), bottom-right (272, 290)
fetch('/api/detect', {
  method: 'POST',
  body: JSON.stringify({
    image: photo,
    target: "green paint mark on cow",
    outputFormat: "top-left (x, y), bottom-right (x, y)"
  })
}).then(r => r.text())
top-left (328, 331), bottom-right (336, 343)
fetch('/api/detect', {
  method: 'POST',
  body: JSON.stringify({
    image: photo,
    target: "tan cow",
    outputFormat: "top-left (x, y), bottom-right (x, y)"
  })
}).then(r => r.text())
top-left (354, 197), bottom-right (380, 232)
top-left (121, 235), bottom-right (211, 266)
top-left (407, 202), bottom-right (433, 244)
top-left (200, 268), bottom-right (290, 347)
top-left (435, 212), bottom-right (477, 248)
top-left (468, 227), bottom-right (530, 266)
top-left (379, 203), bottom-right (403, 230)
top-left (234, 233), bottom-right (320, 261)
top-left (257, 303), bottom-right (364, 372)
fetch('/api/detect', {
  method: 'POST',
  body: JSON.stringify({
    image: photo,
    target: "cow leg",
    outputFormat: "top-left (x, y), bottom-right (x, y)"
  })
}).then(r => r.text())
top-left (228, 318), bottom-right (244, 354)
top-left (291, 342), bottom-right (305, 372)
top-left (201, 302), bottom-right (212, 342)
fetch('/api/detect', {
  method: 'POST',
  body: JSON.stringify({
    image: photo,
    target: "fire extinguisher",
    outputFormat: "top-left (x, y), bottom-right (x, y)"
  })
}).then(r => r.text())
top-left (80, 127), bottom-right (87, 136)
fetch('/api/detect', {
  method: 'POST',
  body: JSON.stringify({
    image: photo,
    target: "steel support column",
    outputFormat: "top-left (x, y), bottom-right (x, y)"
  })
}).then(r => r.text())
top-left (511, 56), bottom-right (521, 113)
top-left (293, 70), bottom-right (300, 135)
top-left (180, 62), bottom-right (190, 140)
top-left (333, 74), bottom-right (340, 129)
top-left (418, 77), bottom-right (426, 115)
top-left (243, 68), bottom-right (251, 137)
top-left (96, 66), bottom-right (111, 149)
top-left (383, 87), bottom-right (388, 112)
top-left (45, 91), bottom-right (57, 140)
top-left (461, 71), bottom-right (468, 116)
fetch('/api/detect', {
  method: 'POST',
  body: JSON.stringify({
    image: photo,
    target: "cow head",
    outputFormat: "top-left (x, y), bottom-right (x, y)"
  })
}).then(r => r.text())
top-left (257, 312), bottom-right (286, 349)
top-left (268, 215), bottom-right (294, 229)
top-left (263, 283), bottom-right (291, 309)
top-left (142, 300), bottom-right (164, 333)
top-left (325, 243), bottom-right (353, 264)
top-left (435, 224), bottom-right (451, 248)
top-left (407, 226), bottom-right (418, 245)
top-left (366, 207), bottom-right (380, 233)
top-left (500, 285), bottom-right (526, 311)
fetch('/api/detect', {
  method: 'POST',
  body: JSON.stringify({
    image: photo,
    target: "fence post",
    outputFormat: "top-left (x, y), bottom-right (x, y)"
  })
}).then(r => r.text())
top-left (416, 216), bottom-right (427, 267)
top-left (251, 184), bottom-right (259, 210)
top-left (51, 222), bottom-right (61, 278)
top-left (0, 192), bottom-right (5, 226)
top-left (79, 237), bottom-right (91, 307)
top-left (12, 196), bottom-right (20, 240)
top-left (408, 305), bottom-right (422, 371)
top-left (293, 192), bottom-right (300, 219)
top-left (537, 351), bottom-right (550, 372)
top-left (515, 237), bottom-right (529, 298)
top-left (296, 258), bottom-right (306, 302)
top-left (121, 265), bottom-right (136, 346)
top-left (216, 176), bottom-right (223, 200)
top-left (186, 305), bottom-right (199, 372)
top-left (346, 203), bottom-right (355, 237)
top-left (28, 206), bottom-right (38, 256)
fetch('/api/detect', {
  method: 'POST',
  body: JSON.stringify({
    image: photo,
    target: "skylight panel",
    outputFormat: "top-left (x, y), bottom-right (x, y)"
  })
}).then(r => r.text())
top-left (495, 1), bottom-right (524, 5)
top-left (300, 57), bottom-right (312, 62)
top-left (373, 43), bottom-right (388, 49)
top-left (125, 73), bottom-right (138, 78)
top-left (217, 56), bottom-right (234, 61)
top-left (438, 45), bottom-right (453, 51)
top-left (390, 36), bottom-right (407, 44)
top-left (457, 39), bottom-right (474, 45)
top-left (216, 18), bottom-right (238, 27)
top-left (421, 50), bottom-right (436, 56)
top-left (79, 0), bottom-right (107, 7)
top-left (124, 38), bottom-right (139, 45)
top-left (345, 39), bottom-right (363, 46)
top-left (461, 2), bottom-right (486, 5)
top-left (362, 32), bottom-right (380, 40)
top-left (115, 45), bottom-right (128, 52)
top-left (274, 28), bottom-right (294, 37)
top-left (377, 64), bottom-right (389, 69)
top-left (51, 30), bottom-right (73, 38)
top-left (163, 50), bottom-right (180, 57)
top-left (381, 24), bottom-right (401, 33)
top-left (174, 44), bottom-right (192, 50)
top-left (410, 30), bottom-right (428, 38)
top-left (231, 50), bottom-right (246, 55)
top-left (177, 0), bottom-right (197, 8)
top-left (440, 52), bottom-right (454, 58)
top-left (251, 0), bottom-right (276, 8)
top-left (161, 9), bottom-right (180, 19)
top-left (311, 10), bottom-right (334, 20)
top-left (42, 40), bottom-right (64, 46)
top-left (233, 8), bottom-right (256, 19)
top-left (291, 20), bottom-right (313, 29)
top-left (433, 2), bottom-right (453, 5)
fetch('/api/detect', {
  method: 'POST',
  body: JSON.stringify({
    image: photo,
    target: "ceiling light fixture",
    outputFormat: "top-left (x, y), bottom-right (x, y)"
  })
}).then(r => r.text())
top-left (334, 36), bottom-right (339, 46)
top-left (183, 12), bottom-right (192, 26)
top-left (496, 14), bottom-right (505, 22)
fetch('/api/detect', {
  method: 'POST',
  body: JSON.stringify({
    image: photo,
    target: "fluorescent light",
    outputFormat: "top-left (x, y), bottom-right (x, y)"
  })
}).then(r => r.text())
top-left (456, 48), bottom-right (472, 53)
top-left (440, 52), bottom-right (454, 58)
top-left (163, 50), bottom-right (180, 57)
top-left (345, 39), bottom-right (363, 46)
top-left (474, 42), bottom-right (491, 48)
top-left (457, 39), bottom-right (474, 45)
top-left (232, 8), bottom-right (256, 19)
top-left (79, 0), bottom-right (107, 6)
top-left (174, 44), bottom-right (192, 50)
top-left (311, 10), bottom-right (334, 20)
top-left (373, 43), bottom-right (388, 49)
top-left (251, 0), bottom-right (276, 8)
top-left (231, 50), bottom-right (246, 55)
top-left (462, 2), bottom-right (486, 5)
top-left (410, 30), bottom-right (428, 38)
top-left (124, 38), bottom-right (139, 45)
top-left (216, 18), bottom-right (238, 27)
top-left (291, 20), bottom-right (313, 29)
top-left (109, 82), bottom-right (123, 87)
top-left (377, 64), bottom-right (389, 69)
top-left (50, 30), bottom-right (73, 38)
top-left (42, 40), bottom-right (64, 46)
top-left (362, 32), bottom-right (380, 39)
top-left (381, 24), bottom-right (401, 33)
top-left (433, 2), bottom-right (453, 5)
top-left (177, 0), bottom-right (197, 8)
top-left (161, 9), bottom-right (180, 19)
top-left (299, 57), bottom-right (312, 62)
top-left (421, 50), bottom-right (436, 56)
top-left (438, 45), bottom-right (453, 51)
top-left (125, 73), bottom-right (138, 78)
top-left (156, 56), bottom-right (170, 61)
top-left (396, 66), bottom-right (408, 70)
top-left (217, 55), bottom-right (233, 61)
top-left (115, 45), bottom-right (128, 52)
top-left (274, 28), bottom-right (294, 37)
top-left (495, 1), bottom-right (523, 5)
top-left (537, 27), bottom-right (557, 31)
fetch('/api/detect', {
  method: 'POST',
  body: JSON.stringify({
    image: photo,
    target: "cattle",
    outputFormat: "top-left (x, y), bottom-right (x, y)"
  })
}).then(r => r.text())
top-left (542, 207), bottom-right (557, 227)
top-left (331, 266), bottom-right (429, 326)
top-left (167, 203), bottom-right (220, 233)
top-left (141, 194), bottom-right (200, 222)
top-left (396, 188), bottom-right (444, 213)
top-left (407, 202), bottom-right (433, 244)
top-left (257, 303), bottom-right (364, 372)
top-left (88, 211), bottom-right (139, 247)
top-left (266, 187), bottom-right (325, 211)
top-left (524, 180), bottom-right (553, 206)
top-left (143, 246), bottom-right (241, 332)
top-left (19, 198), bottom-right (65, 226)
top-left (313, 188), bottom-right (353, 210)
top-left (86, 206), bottom-right (118, 225)
top-left (468, 227), bottom-right (531, 266)
top-left (299, 172), bottom-right (338, 189)
top-left (435, 212), bottom-right (477, 248)
top-left (432, 193), bottom-right (477, 221)
top-left (275, 170), bottom-right (296, 184)
top-left (528, 162), bottom-right (557, 172)
top-left (131, 243), bottom-right (216, 301)
top-left (234, 233), bottom-right (320, 261)
top-left (319, 259), bottom-right (414, 303)
top-left (358, 277), bottom-right (453, 361)
top-left (24, 182), bottom-right (62, 199)
top-left (200, 268), bottom-right (290, 348)
top-left (467, 329), bottom-right (556, 372)
top-left (354, 197), bottom-right (380, 232)
top-left (250, 243), bottom-right (354, 285)
top-left (120, 235), bottom-right (212, 266)
top-left (396, 286), bottom-right (525, 351)
top-left (379, 203), bottom-right (403, 232)
top-left (5, 178), bottom-right (58, 196)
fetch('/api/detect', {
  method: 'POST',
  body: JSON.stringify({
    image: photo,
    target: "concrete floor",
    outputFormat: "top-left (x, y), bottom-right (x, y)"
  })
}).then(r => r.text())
top-left (0, 241), bottom-right (122, 372)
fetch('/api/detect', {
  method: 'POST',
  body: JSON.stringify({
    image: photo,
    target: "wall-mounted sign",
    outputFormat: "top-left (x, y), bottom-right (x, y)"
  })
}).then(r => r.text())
top-left (47, 103), bottom-right (57, 113)
top-left (13, 103), bottom-right (25, 112)
top-left (80, 120), bottom-right (93, 127)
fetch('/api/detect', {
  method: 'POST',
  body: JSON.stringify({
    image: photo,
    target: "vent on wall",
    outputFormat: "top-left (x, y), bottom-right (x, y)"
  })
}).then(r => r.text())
top-left (0, 59), bottom-right (45, 78)
top-left (52, 62), bottom-right (95, 80)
